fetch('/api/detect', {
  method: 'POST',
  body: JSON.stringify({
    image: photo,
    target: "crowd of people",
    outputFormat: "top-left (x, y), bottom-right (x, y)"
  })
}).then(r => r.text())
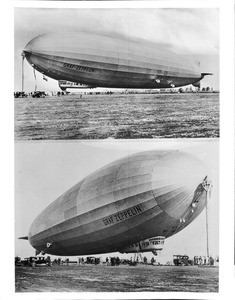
top-left (193, 255), bottom-right (218, 266)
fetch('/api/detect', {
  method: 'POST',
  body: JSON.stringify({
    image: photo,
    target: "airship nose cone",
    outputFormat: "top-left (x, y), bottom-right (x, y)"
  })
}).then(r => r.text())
top-left (25, 33), bottom-right (49, 50)
top-left (23, 35), bottom-right (42, 66)
top-left (151, 151), bottom-right (209, 220)
top-left (23, 33), bottom-right (69, 56)
top-left (23, 33), bottom-right (57, 75)
top-left (24, 38), bottom-right (33, 54)
top-left (24, 34), bottom-right (48, 53)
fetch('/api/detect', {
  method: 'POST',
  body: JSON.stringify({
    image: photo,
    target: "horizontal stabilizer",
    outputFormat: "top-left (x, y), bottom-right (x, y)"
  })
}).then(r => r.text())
top-left (18, 236), bottom-right (28, 240)
top-left (201, 73), bottom-right (213, 76)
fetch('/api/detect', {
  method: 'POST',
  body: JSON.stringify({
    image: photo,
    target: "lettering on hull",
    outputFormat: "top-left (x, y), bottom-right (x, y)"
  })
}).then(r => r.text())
top-left (63, 62), bottom-right (95, 73)
top-left (103, 204), bottom-right (143, 226)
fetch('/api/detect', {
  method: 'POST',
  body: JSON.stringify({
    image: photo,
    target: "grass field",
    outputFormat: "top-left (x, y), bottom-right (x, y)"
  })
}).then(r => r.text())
top-left (15, 93), bottom-right (219, 140)
top-left (15, 264), bottom-right (219, 292)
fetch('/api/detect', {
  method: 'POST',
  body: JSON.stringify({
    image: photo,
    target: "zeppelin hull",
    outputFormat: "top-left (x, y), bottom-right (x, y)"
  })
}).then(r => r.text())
top-left (24, 32), bottom-right (205, 89)
top-left (28, 151), bottom-right (209, 256)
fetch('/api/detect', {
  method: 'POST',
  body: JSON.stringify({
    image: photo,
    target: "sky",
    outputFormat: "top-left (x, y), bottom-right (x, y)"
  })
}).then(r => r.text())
top-left (15, 139), bottom-right (219, 263)
top-left (14, 7), bottom-right (219, 92)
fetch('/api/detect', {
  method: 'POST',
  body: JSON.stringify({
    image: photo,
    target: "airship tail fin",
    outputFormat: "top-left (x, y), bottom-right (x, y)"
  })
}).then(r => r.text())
top-left (192, 81), bottom-right (201, 88)
top-left (201, 72), bottom-right (213, 77)
top-left (193, 73), bottom-right (213, 88)
top-left (18, 236), bottom-right (28, 240)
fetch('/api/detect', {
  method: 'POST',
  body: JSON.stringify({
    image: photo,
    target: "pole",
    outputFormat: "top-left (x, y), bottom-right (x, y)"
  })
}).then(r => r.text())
top-left (206, 191), bottom-right (209, 258)
top-left (202, 177), bottom-right (212, 261)
top-left (21, 53), bottom-right (25, 93)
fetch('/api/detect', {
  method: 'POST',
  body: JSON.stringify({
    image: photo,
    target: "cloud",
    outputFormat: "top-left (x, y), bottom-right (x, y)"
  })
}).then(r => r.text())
top-left (15, 7), bottom-right (219, 53)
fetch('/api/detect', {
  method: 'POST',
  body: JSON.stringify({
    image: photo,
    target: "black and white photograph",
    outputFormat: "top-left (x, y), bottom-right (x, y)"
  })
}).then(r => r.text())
top-left (15, 140), bottom-right (219, 292)
top-left (2, 0), bottom-right (233, 298)
top-left (12, 0), bottom-right (222, 295)
top-left (14, 6), bottom-right (219, 140)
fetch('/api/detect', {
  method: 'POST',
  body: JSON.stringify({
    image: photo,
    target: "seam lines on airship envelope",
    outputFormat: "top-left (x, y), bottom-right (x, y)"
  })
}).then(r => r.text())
top-left (32, 50), bottom-right (200, 79)
top-left (51, 48), bottom-right (197, 75)
top-left (51, 203), bottom-right (162, 242)
top-left (36, 177), bottom-right (155, 225)
top-left (35, 205), bottom-right (165, 252)
top-left (112, 163), bottom-right (136, 230)
top-left (26, 34), bottom-right (204, 82)
top-left (170, 184), bottom-right (208, 232)
top-left (155, 189), bottom-right (194, 219)
top-left (26, 31), bottom-right (196, 71)
top-left (150, 169), bottom-right (206, 223)
top-left (29, 198), bottom-right (163, 245)
top-left (60, 55), bottom-right (197, 78)
top-left (29, 198), bottom-right (202, 255)
top-left (152, 183), bottom-right (193, 205)
top-left (46, 208), bottom-right (176, 254)
top-left (30, 192), bottom-right (158, 239)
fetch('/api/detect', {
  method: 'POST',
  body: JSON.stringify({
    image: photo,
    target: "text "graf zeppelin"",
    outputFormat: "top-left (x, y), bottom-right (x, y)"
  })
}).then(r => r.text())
top-left (103, 205), bottom-right (143, 226)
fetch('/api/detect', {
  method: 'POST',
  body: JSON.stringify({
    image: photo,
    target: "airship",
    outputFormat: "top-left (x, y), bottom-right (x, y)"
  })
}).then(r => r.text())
top-left (23, 32), bottom-right (212, 89)
top-left (26, 150), bottom-right (212, 256)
